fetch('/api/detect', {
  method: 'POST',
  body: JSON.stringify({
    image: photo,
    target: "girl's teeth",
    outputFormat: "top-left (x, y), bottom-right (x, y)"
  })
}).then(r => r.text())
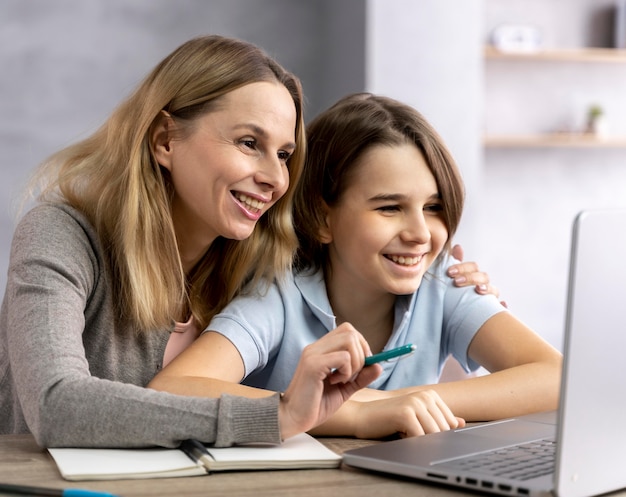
top-left (389, 255), bottom-right (420, 266)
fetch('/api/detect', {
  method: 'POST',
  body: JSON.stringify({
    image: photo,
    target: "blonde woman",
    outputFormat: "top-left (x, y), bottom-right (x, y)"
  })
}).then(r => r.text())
top-left (0, 36), bottom-right (382, 448)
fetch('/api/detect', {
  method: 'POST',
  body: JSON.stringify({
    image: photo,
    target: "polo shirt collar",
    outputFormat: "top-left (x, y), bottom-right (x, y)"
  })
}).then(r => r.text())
top-left (294, 270), bottom-right (337, 330)
top-left (294, 269), bottom-right (415, 335)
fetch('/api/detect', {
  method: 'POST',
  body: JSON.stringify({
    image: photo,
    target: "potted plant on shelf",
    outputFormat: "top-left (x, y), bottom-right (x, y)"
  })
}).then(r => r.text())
top-left (586, 104), bottom-right (609, 137)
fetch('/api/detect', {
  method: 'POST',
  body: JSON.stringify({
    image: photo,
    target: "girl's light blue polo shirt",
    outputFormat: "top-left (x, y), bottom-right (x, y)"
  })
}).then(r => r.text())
top-left (207, 255), bottom-right (507, 392)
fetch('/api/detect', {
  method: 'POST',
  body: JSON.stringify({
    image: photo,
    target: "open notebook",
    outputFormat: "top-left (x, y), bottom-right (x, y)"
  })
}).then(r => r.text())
top-left (48, 432), bottom-right (341, 481)
top-left (343, 208), bottom-right (626, 497)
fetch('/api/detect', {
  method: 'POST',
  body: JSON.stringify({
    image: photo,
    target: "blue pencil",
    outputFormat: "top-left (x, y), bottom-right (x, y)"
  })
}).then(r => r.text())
top-left (0, 482), bottom-right (120, 497)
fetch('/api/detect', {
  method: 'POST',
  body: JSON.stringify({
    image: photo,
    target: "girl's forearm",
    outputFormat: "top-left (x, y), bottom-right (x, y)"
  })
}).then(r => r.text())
top-left (433, 361), bottom-right (562, 421)
top-left (148, 375), bottom-right (274, 398)
top-left (308, 400), bottom-right (360, 437)
top-left (349, 360), bottom-right (561, 422)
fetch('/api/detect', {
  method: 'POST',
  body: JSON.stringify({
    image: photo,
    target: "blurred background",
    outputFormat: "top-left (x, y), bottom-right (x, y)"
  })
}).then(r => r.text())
top-left (2, 0), bottom-right (625, 352)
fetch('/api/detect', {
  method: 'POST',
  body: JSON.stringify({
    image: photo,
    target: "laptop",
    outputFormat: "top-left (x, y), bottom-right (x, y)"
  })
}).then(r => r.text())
top-left (343, 208), bottom-right (626, 497)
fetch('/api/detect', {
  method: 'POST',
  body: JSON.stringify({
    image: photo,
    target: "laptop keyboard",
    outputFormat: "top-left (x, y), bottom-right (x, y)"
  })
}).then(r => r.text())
top-left (438, 438), bottom-right (556, 481)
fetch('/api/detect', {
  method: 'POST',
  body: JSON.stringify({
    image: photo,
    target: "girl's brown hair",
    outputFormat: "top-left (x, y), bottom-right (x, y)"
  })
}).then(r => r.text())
top-left (294, 92), bottom-right (464, 273)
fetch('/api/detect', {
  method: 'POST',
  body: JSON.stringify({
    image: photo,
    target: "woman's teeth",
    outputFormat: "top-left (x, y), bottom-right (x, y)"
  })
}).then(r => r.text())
top-left (235, 193), bottom-right (264, 212)
top-left (388, 255), bottom-right (422, 266)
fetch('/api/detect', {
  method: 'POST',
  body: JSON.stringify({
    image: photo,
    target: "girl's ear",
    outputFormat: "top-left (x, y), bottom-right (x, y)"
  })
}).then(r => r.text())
top-left (317, 201), bottom-right (333, 244)
top-left (151, 111), bottom-right (175, 171)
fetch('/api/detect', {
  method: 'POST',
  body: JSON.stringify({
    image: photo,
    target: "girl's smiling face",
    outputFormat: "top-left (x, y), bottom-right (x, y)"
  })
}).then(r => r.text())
top-left (321, 142), bottom-right (449, 300)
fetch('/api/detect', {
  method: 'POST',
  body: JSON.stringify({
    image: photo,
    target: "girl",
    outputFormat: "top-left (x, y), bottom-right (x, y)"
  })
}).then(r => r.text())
top-left (150, 93), bottom-right (560, 439)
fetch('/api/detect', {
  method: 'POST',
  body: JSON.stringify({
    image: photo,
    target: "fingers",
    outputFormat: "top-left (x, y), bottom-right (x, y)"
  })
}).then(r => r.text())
top-left (344, 364), bottom-right (382, 393)
top-left (294, 322), bottom-right (378, 391)
top-left (301, 323), bottom-right (370, 384)
top-left (450, 243), bottom-right (464, 261)
top-left (279, 324), bottom-right (380, 438)
top-left (447, 261), bottom-right (482, 284)
top-left (475, 283), bottom-right (501, 299)
top-left (353, 391), bottom-right (464, 440)
top-left (447, 262), bottom-right (501, 299)
top-left (448, 245), bottom-right (504, 300)
top-left (399, 391), bottom-right (463, 437)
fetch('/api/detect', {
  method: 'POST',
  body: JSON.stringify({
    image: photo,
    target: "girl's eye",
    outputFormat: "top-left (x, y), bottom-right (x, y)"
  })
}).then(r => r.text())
top-left (425, 202), bottom-right (444, 213)
top-left (377, 205), bottom-right (400, 213)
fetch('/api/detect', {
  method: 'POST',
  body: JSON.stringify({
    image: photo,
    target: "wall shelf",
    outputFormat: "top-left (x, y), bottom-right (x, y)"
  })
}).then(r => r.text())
top-left (485, 45), bottom-right (626, 63)
top-left (484, 133), bottom-right (626, 148)
top-left (485, 46), bottom-right (626, 149)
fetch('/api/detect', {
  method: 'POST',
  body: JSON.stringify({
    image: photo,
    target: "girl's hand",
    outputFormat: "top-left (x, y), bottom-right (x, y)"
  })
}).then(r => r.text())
top-left (278, 324), bottom-right (382, 440)
top-left (352, 390), bottom-right (465, 439)
top-left (448, 244), bottom-right (505, 306)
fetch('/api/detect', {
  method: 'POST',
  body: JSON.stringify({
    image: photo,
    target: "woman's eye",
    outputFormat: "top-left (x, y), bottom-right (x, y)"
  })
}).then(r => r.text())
top-left (277, 150), bottom-right (292, 163)
top-left (240, 138), bottom-right (257, 150)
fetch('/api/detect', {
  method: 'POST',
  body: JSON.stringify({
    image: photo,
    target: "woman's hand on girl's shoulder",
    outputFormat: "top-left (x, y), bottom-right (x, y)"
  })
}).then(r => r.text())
top-left (447, 244), bottom-right (507, 307)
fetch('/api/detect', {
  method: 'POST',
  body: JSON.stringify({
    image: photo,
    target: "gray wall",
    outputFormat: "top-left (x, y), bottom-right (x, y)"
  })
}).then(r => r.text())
top-left (0, 0), bottom-right (351, 296)
top-left (365, 0), bottom-right (483, 250)
top-left (479, 0), bottom-right (626, 349)
top-left (2, 0), bottom-right (624, 353)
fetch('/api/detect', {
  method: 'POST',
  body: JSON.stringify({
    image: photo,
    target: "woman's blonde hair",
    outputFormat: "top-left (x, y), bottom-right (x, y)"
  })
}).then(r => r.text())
top-left (32, 35), bottom-right (306, 331)
top-left (294, 92), bottom-right (464, 273)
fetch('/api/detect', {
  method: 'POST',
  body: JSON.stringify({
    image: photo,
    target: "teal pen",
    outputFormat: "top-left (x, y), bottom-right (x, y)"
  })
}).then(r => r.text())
top-left (364, 344), bottom-right (416, 366)
top-left (0, 483), bottom-right (120, 497)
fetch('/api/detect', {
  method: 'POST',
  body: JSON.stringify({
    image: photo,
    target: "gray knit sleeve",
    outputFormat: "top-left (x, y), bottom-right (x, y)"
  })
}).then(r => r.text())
top-left (0, 204), bottom-right (281, 448)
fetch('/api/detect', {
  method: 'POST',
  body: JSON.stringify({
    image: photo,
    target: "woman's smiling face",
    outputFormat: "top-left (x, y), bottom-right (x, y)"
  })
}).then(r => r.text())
top-left (154, 81), bottom-right (297, 270)
top-left (322, 142), bottom-right (449, 300)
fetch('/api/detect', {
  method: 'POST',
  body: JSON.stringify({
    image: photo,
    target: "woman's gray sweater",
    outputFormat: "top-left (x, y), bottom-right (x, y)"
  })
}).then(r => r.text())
top-left (0, 203), bottom-right (280, 448)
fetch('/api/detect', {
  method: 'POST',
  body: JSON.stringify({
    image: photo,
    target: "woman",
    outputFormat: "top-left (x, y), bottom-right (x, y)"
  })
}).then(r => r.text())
top-left (0, 36), bottom-right (382, 448)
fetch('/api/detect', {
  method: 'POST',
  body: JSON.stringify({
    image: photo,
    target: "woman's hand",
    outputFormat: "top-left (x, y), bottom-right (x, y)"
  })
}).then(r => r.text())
top-left (447, 244), bottom-right (505, 306)
top-left (278, 324), bottom-right (382, 440)
top-left (351, 390), bottom-right (465, 439)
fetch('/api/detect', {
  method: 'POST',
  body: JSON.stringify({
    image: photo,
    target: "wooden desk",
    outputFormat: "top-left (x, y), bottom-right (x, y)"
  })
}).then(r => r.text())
top-left (0, 434), bottom-right (481, 497)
